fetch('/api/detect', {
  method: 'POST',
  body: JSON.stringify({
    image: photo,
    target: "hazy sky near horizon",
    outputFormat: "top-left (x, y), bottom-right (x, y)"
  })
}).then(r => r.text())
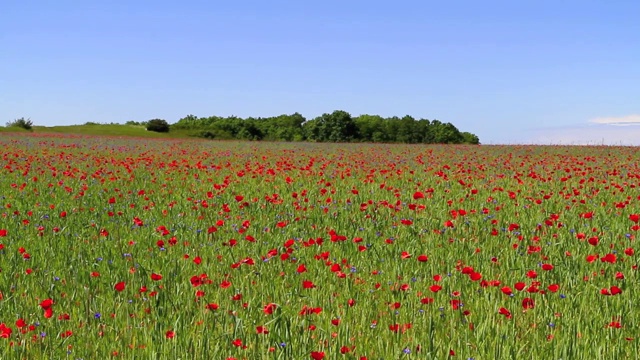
top-left (2, 1), bottom-right (639, 145)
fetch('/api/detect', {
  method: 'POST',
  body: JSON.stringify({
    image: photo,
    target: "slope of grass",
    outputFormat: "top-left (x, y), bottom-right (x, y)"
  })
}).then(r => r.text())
top-left (27, 124), bottom-right (196, 138)
top-left (0, 126), bottom-right (32, 133)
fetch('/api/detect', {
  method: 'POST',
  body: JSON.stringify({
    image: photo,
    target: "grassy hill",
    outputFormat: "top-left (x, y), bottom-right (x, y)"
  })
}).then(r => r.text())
top-left (0, 126), bottom-right (32, 133)
top-left (1, 124), bottom-right (194, 138)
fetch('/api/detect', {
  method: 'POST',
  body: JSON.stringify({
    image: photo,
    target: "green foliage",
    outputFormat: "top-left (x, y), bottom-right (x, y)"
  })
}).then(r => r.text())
top-left (125, 120), bottom-right (148, 126)
top-left (461, 131), bottom-right (481, 144)
top-left (0, 138), bottom-right (637, 359)
top-left (430, 120), bottom-right (465, 144)
top-left (146, 119), bottom-right (170, 133)
top-left (303, 110), bottom-right (359, 142)
top-left (172, 111), bottom-right (480, 144)
top-left (6, 117), bottom-right (33, 130)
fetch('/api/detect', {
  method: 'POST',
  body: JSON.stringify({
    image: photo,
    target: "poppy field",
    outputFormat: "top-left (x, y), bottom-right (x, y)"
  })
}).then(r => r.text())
top-left (1, 133), bottom-right (639, 359)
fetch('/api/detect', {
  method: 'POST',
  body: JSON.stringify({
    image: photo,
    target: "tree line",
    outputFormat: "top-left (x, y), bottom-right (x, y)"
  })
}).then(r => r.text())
top-left (151, 110), bottom-right (480, 144)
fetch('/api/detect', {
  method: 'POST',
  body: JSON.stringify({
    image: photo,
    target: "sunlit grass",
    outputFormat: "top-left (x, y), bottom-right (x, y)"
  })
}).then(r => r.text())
top-left (28, 124), bottom-right (195, 138)
top-left (0, 135), bottom-right (638, 359)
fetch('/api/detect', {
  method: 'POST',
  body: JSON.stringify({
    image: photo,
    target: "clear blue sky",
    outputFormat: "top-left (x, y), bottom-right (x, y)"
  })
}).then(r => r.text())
top-left (2, 0), bottom-right (639, 144)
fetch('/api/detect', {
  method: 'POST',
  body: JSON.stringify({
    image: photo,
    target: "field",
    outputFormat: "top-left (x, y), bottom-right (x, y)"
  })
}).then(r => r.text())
top-left (0, 124), bottom-right (194, 139)
top-left (0, 132), bottom-right (639, 359)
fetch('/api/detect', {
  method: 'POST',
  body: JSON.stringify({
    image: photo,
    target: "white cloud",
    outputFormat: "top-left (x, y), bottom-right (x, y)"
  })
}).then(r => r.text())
top-left (520, 114), bottom-right (640, 146)
top-left (589, 114), bottom-right (640, 126)
top-left (527, 124), bottom-right (640, 146)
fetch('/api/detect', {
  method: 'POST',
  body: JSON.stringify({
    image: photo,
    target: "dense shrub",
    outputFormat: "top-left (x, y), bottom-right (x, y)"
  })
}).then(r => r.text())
top-left (146, 119), bottom-right (170, 133)
top-left (7, 117), bottom-right (33, 130)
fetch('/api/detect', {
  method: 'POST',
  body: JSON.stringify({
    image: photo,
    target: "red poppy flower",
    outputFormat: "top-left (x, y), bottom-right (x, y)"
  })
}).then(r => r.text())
top-left (231, 338), bottom-right (243, 347)
top-left (610, 286), bottom-right (622, 295)
top-left (256, 325), bottom-right (268, 334)
top-left (608, 321), bottom-right (622, 328)
top-left (580, 212), bottom-right (594, 219)
top-left (498, 307), bottom-right (512, 319)
top-left (150, 273), bottom-right (163, 281)
top-left (522, 298), bottom-right (535, 309)
top-left (0, 324), bottom-right (13, 338)
top-left (113, 282), bottom-right (126, 292)
top-left (263, 303), bottom-right (277, 315)
top-left (451, 299), bottom-right (461, 310)
top-left (39, 299), bottom-right (54, 309)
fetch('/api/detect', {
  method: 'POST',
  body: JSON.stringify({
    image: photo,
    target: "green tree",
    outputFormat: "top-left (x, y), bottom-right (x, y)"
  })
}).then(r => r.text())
top-left (146, 119), bottom-right (170, 132)
top-left (354, 114), bottom-right (386, 142)
top-left (237, 119), bottom-right (264, 140)
top-left (431, 120), bottom-right (464, 143)
top-left (7, 117), bottom-right (33, 130)
top-left (272, 113), bottom-right (306, 141)
top-left (382, 117), bottom-right (400, 142)
top-left (302, 118), bottom-right (321, 141)
top-left (305, 110), bottom-right (359, 142)
top-left (158, 111), bottom-right (479, 143)
top-left (397, 115), bottom-right (420, 143)
top-left (415, 119), bottom-right (434, 143)
top-left (461, 132), bottom-right (480, 144)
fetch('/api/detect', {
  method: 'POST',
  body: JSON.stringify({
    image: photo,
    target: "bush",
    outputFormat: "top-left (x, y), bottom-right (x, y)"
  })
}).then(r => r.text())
top-left (7, 117), bottom-right (33, 130)
top-left (146, 119), bottom-right (170, 133)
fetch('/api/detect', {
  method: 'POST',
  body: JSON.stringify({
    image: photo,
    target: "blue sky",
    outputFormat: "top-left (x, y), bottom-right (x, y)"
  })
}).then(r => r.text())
top-left (2, 0), bottom-right (639, 144)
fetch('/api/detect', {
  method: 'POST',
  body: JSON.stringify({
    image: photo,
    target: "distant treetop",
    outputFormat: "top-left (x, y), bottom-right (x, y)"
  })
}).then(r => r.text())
top-left (170, 110), bottom-right (480, 144)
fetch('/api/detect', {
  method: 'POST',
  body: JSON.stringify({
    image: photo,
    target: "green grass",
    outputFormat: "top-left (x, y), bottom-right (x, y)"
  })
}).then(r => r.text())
top-left (0, 135), bottom-right (638, 359)
top-left (27, 124), bottom-right (194, 138)
top-left (0, 126), bottom-right (31, 133)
